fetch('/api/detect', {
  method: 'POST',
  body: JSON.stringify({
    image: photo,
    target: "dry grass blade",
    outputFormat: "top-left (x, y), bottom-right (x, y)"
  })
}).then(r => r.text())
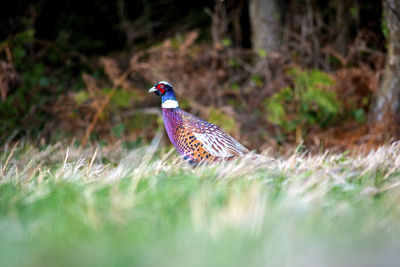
top-left (1, 141), bottom-right (19, 176)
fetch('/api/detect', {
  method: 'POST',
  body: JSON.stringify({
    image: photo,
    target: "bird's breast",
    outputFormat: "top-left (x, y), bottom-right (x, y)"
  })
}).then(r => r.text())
top-left (162, 108), bottom-right (183, 148)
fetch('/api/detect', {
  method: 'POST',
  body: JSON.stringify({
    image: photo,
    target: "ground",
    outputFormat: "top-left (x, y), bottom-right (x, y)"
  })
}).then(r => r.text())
top-left (0, 142), bottom-right (400, 266)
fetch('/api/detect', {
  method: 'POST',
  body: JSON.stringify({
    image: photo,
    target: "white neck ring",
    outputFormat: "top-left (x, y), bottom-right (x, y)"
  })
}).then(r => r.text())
top-left (162, 99), bottom-right (179, 108)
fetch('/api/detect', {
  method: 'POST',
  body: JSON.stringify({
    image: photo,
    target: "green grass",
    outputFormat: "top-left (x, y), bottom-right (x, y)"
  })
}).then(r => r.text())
top-left (1, 142), bottom-right (400, 266)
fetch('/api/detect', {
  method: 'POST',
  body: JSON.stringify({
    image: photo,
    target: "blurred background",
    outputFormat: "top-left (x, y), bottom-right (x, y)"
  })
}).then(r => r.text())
top-left (1, 0), bottom-right (399, 154)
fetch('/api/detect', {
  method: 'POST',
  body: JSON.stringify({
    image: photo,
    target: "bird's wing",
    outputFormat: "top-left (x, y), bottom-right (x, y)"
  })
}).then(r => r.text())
top-left (180, 110), bottom-right (248, 158)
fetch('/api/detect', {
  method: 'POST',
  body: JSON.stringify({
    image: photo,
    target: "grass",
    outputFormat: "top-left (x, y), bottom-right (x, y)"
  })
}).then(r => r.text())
top-left (1, 141), bottom-right (400, 266)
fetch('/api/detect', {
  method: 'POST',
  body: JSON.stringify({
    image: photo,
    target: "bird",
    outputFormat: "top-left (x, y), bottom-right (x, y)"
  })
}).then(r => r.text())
top-left (149, 81), bottom-right (249, 164)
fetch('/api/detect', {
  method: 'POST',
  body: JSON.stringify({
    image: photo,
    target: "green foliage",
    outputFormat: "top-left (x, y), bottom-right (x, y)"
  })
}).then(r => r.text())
top-left (111, 123), bottom-right (126, 138)
top-left (74, 91), bottom-right (90, 105)
top-left (251, 74), bottom-right (264, 88)
top-left (230, 83), bottom-right (240, 92)
top-left (350, 5), bottom-right (358, 18)
top-left (228, 58), bottom-right (238, 67)
top-left (266, 67), bottom-right (341, 137)
top-left (109, 90), bottom-right (141, 108)
top-left (222, 38), bottom-right (232, 47)
top-left (73, 87), bottom-right (152, 139)
top-left (208, 108), bottom-right (238, 135)
top-left (74, 88), bottom-right (140, 109)
top-left (257, 49), bottom-right (267, 58)
top-left (352, 108), bottom-right (366, 123)
top-left (381, 16), bottom-right (389, 40)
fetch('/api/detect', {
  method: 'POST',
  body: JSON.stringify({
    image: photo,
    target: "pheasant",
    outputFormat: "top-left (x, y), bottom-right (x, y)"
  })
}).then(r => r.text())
top-left (149, 81), bottom-right (249, 164)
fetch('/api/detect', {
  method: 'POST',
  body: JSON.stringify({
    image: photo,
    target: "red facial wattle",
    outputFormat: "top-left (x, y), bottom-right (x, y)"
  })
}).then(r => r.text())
top-left (156, 84), bottom-right (166, 94)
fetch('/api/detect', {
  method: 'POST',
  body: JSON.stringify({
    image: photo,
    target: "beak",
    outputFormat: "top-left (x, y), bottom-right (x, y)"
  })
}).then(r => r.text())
top-left (148, 86), bottom-right (157, 93)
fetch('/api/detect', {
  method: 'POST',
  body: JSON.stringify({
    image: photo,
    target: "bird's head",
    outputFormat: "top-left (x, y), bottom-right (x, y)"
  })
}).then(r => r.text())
top-left (148, 81), bottom-right (173, 96)
top-left (148, 81), bottom-right (179, 108)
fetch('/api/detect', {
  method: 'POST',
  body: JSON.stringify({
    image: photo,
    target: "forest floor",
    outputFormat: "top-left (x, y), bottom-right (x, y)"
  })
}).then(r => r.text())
top-left (1, 142), bottom-right (400, 266)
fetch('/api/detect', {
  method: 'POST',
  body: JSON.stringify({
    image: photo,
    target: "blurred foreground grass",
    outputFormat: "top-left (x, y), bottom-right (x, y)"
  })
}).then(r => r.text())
top-left (1, 142), bottom-right (400, 266)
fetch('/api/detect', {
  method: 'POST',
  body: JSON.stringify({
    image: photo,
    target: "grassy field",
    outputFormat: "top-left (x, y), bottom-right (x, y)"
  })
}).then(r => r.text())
top-left (1, 142), bottom-right (400, 267)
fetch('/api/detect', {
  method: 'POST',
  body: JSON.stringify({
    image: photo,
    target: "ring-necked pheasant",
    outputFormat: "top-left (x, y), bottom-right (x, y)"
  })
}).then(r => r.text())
top-left (149, 81), bottom-right (249, 164)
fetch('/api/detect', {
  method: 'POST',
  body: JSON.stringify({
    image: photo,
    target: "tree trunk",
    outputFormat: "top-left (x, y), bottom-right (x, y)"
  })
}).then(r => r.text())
top-left (370, 0), bottom-right (400, 126)
top-left (248, 0), bottom-right (282, 54)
